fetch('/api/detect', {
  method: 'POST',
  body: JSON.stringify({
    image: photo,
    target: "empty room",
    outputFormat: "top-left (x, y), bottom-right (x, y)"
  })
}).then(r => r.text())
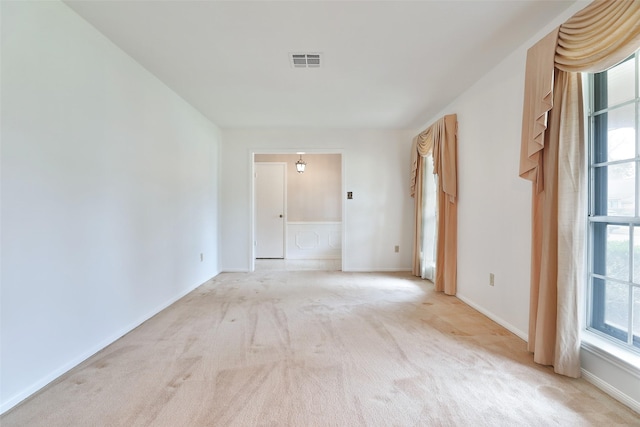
top-left (1, 0), bottom-right (640, 425)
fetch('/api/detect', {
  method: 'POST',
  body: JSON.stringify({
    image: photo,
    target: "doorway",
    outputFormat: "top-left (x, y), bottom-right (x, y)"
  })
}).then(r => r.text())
top-left (252, 152), bottom-right (343, 271)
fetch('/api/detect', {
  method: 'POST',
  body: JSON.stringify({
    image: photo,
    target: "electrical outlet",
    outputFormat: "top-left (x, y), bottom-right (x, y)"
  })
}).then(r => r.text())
top-left (489, 273), bottom-right (495, 286)
top-left (200, 253), bottom-right (204, 262)
top-left (394, 245), bottom-right (400, 253)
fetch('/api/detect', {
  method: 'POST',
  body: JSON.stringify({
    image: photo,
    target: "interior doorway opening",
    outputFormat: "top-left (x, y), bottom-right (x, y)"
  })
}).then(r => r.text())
top-left (251, 151), bottom-right (343, 272)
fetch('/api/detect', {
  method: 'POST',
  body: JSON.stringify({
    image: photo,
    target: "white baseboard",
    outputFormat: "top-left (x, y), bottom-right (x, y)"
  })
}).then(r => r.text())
top-left (454, 294), bottom-right (640, 415)
top-left (0, 276), bottom-right (213, 414)
top-left (343, 268), bottom-right (412, 272)
top-left (455, 294), bottom-right (528, 342)
top-left (581, 369), bottom-right (640, 414)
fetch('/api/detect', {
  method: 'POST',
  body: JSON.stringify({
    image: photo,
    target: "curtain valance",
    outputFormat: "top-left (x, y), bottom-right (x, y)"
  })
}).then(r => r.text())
top-left (410, 129), bottom-right (434, 197)
top-left (556, 0), bottom-right (640, 72)
top-left (520, 0), bottom-right (640, 189)
top-left (410, 115), bottom-right (457, 199)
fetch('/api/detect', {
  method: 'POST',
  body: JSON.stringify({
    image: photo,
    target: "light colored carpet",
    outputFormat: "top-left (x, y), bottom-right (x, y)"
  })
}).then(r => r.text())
top-left (2, 271), bottom-right (639, 426)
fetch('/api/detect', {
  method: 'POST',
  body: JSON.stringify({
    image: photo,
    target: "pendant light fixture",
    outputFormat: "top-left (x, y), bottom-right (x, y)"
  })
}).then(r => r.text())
top-left (295, 153), bottom-right (306, 173)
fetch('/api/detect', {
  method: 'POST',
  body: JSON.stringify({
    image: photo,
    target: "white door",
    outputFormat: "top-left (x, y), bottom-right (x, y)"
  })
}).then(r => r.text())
top-left (255, 162), bottom-right (286, 258)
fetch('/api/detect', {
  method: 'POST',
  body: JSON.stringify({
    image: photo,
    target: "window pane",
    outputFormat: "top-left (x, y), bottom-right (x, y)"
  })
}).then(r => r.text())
top-left (605, 281), bottom-right (629, 334)
top-left (606, 225), bottom-right (630, 280)
top-left (606, 105), bottom-right (636, 162)
top-left (593, 106), bottom-right (636, 164)
top-left (635, 227), bottom-right (640, 284)
top-left (607, 162), bottom-right (635, 216)
top-left (607, 57), bottom-right (635, 106)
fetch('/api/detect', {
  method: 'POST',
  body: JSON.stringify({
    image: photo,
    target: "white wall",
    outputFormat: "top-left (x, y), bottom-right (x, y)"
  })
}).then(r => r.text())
top-left (0, 1), bottom-right (221, 412)
top-left (220, 130), bottom-right (415, 272)
top-left (428, 41), bottom-right (535, 339)
top-left (415, 1), bottom-right (639, 412)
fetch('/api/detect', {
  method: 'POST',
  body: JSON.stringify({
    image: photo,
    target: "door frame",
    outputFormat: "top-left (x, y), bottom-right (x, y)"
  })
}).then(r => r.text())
top-left (249, 149), bottom-right (345, 272)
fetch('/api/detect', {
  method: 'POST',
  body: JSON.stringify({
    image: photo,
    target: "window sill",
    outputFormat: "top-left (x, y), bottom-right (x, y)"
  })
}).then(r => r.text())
top-left (581, 331), bottom-right (640, 378)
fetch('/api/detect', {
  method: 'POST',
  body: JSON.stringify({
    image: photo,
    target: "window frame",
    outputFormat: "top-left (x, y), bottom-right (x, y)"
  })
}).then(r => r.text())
top-left (586, 51), bottom-right (640, 354)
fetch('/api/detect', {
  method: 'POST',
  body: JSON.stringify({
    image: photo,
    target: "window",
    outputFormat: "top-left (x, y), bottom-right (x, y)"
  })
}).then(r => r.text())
top-left (587, 50), bottom-right (640, 352)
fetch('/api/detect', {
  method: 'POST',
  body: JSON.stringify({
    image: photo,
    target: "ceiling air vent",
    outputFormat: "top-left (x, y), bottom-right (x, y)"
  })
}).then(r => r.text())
top-left (290, 53), bottom-right (322, 68)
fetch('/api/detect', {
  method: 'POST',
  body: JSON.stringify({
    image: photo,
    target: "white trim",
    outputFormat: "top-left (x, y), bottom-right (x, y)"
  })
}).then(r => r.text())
top-left (287, 221), bottom-right (342, 225)
top-left (581, 332), bottom-right (640, 379)
top-left (249, 150), bottom-right (256, 272)
top-left (581, 368), bottom-right (640, 414)
top-left (345, 268), bottom-right (411, 272)
top-left (0, 276), bottom-right (214, 414)
top-left (341, 150), bottom-right (346, 273)
top-left (456, 293), bottom-right (529, 341)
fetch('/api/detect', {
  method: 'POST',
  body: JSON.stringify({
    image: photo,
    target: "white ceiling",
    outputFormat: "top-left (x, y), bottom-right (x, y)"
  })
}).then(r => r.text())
top-left (64, 0), bottom-right (576, 130)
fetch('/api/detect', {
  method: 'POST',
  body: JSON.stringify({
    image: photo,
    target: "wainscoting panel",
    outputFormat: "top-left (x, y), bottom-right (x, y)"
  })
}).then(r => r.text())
top-left (287, 222), bottom-right (342, 260)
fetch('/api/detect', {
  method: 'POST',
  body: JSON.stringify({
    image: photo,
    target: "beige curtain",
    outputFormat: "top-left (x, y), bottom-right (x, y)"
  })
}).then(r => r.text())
top-left (520, 0), bottom-right (640, 377)
top-left (411, 114), bottom-right (458, 295)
